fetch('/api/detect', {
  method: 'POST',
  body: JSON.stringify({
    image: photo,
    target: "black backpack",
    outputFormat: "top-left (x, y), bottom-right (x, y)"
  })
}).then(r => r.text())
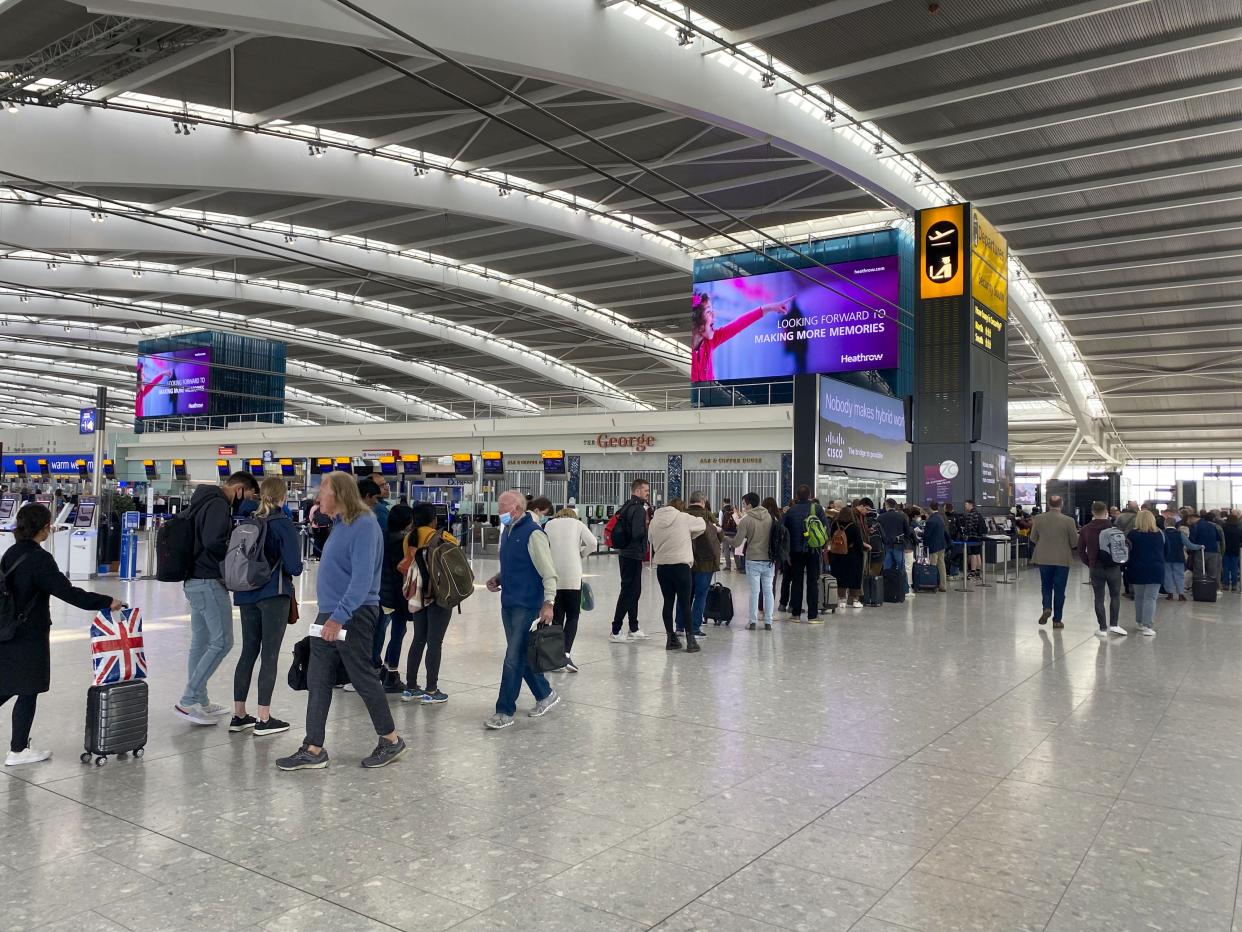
top-left (0, 554), bottom-right (31, 643)
top-left (155, 501), bottom-right (202, 582)
top-left (769, 518), bottom-right (791, 565)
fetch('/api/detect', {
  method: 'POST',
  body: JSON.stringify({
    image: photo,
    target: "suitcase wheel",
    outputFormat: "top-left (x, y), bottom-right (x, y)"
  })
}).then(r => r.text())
top-left (94, 756), bottom-right (107, 767)
top-left (80, 752), bottom-right (91, 764)
top-left (134, 747), bottom-right (144, 758)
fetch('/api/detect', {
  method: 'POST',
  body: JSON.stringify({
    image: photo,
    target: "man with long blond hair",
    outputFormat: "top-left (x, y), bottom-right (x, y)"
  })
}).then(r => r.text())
top-left (277, 471), bottom-right (406, 770)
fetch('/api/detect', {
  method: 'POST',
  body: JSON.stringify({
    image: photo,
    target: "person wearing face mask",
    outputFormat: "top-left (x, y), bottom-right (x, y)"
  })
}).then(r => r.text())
top-left (483, 490), bottom-right (560, 730)
top-left (529, 496), bottom-right (553, 526)
top-left (0, 504), bottom-right (121, 766)
top-left (174, 472), bottom-right (254, 726)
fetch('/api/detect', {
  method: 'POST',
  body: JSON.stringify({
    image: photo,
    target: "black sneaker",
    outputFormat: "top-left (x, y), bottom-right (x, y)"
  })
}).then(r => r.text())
top-left (361, 736), bottom-right (407, 769)
top-left (228, 714), bottom-right (256, 733)
top-left (381, 669), bottom-right (404, 694)
top-left (253, 716), bottom-right (290, 737)
top-left (276, 745), bottom-right (329, 771)
top-left (665, 635), bottom-right (683, 651)
top-left (420, 690), bottom-right (449, 704)
top-left (764, 623), bottom-right (773, 631)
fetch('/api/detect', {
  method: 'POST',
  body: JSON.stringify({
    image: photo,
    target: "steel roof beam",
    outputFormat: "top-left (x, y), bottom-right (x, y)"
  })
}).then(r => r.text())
top-left (250, 58), bottom-right (434, 124)
top-left (364, 85), bottom-right (580, 149)
top-left (997, 191), bottom-right (1242, 232)
top-left (720, 0), bottom-right (888, 44)
top-left (1071, 319), bottom-right (1242, 341)
top-left (82, 31), bottom-right (251, 101)
top-left (1046, 274), bottom-right (1242, 300)
top-left (1082, 343), bottom-right (1242, 362)
top-left (1032, 249), bottom-right (1242, 279)
top-left (857, 26), bottom-right (1242, 122)
top-left (801, 0), bottom-right (1146, 85)
top-left (898, 77), bottom-right (1242, 152)
top-left (974, 156), bottom-right (1242, 207)
top-left (1014, 220), bottom-right (1242, 256)
top-left (939, 117), bottom-right (1242, 182)
top-left (470, 113), bottom-right (686, 172)
top-left (544, 137), bottom-right (765, 192)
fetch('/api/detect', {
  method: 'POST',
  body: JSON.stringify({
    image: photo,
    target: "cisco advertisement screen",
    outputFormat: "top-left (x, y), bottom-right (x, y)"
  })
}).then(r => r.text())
top-left (135, 346), bottom-right (211, 418)
top-left (691, 256), bottom-right (899, 383)
top-left (818, 379), bottom-right (907, 475)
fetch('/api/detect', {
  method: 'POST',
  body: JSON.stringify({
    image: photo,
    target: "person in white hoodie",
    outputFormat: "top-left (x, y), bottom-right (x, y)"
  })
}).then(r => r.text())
top-left (543, 507), bottom-right (597, 673)
top-left (648, 499), bottom-right (706, 653)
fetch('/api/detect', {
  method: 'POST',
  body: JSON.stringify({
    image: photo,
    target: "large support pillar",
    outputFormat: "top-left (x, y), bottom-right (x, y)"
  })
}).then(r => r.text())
top-left (91, 387), bottom-right (107, 502)
top-left (908, 204), bottom-right (1011, 513)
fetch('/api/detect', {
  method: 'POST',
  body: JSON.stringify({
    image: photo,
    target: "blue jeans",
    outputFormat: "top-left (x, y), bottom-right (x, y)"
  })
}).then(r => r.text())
top-left (1038, 565), bottom-right (1070, 621)
top-left (690, 571), bottom-right (711, 632)
top-left (883, 546), bottom-right (909, 594)
top-left (1223, 554), bottom-right (1240, 588)
top-left (746, 560), bottom-right (775, 624)
top-left (181, 578), bottom-right (235, 707)
top-left (1133, 582), bottom-right (1160, 628)
top-left (496, 603), bottom-right (552, 717)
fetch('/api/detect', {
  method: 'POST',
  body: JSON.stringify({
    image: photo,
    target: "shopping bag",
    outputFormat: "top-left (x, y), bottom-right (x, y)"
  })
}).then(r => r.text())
top-left (90, 606), bottom-right (147, 685)
top-left (527, 622), bottom-right (567, 673)
top-left (580, 581), bottom-right (595, 612)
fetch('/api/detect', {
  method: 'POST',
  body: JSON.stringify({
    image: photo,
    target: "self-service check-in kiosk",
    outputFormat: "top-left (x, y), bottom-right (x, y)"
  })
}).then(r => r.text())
top-left (0, 496), bottom-right (19, 562)
top-left (67, 497), bottom-right (98, 581)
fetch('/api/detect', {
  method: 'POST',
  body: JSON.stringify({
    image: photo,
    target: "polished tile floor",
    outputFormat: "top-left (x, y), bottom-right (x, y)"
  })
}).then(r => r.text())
top-left (3, 556), bottom-right (1242, 931)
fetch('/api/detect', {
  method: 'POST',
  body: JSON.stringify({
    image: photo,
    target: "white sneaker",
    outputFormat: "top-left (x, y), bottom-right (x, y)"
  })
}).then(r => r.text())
top-left (848, 601), bottom-right (864, 610)
top-left (627, 629), bottom-right (650, 641)
top-left (342, 683), bottom-right (357, 692)
top-left (1108, 626), bottom-right (1128, 637)
top-left (609, 632), bottom-right (628, 644)
top-left (4, 747), bottom-right (51, 766)
top-left (199, 702), bottom-right (229, 716)
top-left (173, 703), bottom-right (217, 726)
top-left (1094, 629), bottom-right (1108, 638)
top-left (1139, 627), bottom-right (1156, 637)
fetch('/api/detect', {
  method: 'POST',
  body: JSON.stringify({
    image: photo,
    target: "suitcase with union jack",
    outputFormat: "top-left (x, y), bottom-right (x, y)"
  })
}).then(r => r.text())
top-left (83, 607), bottom-right (148, 766)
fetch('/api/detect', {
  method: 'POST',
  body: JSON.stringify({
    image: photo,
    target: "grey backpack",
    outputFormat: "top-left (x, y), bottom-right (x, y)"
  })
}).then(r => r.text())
top-left (222, 516), bottom-right (276, 592)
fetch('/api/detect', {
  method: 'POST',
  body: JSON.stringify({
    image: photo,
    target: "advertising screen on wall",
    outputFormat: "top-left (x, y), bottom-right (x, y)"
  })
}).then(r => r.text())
top-left (818, 378), bottom-right (907, 475)
top-left (974, 448), bottom-right (1013, 509)
top-left (135, 346), bottom-right (211, 418)
top-left (692, 256), bottom-right (900, 384)
top-left (1016, 481), bottom-right (1038, 506)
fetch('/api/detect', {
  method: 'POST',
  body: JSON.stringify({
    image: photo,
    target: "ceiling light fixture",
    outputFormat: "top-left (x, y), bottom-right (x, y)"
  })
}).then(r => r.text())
top-left (412, 165), bottom-right (429, 177)
top-left (497, 185), bottom-right (512, 198)
top-left (131, 269), bottom-right (142, 278)
top-left (676, 25), bottom-right (694, 46)
top-left (4, 102), bottom-right (18, 114)
top-left (761, 72), bottom-right (776, 89)
top-left (873, 142), bottom-right (884, 155)
top-left (89, 210), bottom-right (106, 222)
top-left (172, 119), bottom-right (196, 135)
top-left (308, 143), bottom-right (327, 158)
top-left (46, 262), bottom-right (58, 270)
top-left (823, 108), bottom-right (836, 123)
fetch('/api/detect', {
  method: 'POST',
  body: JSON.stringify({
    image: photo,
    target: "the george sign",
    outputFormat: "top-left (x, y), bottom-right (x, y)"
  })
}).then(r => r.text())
top-left (919, 204), bottom-right (966, 300)
top-left (217, 445), bottom-right (237, 456)
top-left (79, 407), bottom-right (97, 435)
top-left (817, 379), bottom-right (907, 475)
top-left (589, 433), bottom-right (657, 453)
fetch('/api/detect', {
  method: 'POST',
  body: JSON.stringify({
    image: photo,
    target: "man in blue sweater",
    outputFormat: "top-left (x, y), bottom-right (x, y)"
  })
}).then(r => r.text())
top-left (1188, 513), bottom-right (1223, 584)
top-left (277, 472), bottom-right (405, 771)
top-left (484, 490), bottom-right (560, 730)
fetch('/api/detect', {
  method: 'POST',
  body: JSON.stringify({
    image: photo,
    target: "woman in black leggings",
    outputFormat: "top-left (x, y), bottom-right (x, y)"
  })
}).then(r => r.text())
top-left (400, 504), bottom-right (456, 705)
top-left (1, 504), bottom-right (118, 766)
top-left (231, 477), bottom-right (303, 737)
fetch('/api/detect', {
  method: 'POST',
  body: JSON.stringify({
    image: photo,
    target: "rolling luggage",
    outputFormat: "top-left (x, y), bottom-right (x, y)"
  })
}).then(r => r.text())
top-left (1192, 550), bottom-right (1218, 603)
top-left (819, 574), bottom-right (838, 613)
top-left (83, 680), bottom-right (148, 766)
top-left (705, 581), bottom-right (734, 626)
top-left (862, 574), bottom-right (883, 607)
top-left (913, 562), bottom-right (940, 592)
top-left (882, 568), bottom-right (905, 604)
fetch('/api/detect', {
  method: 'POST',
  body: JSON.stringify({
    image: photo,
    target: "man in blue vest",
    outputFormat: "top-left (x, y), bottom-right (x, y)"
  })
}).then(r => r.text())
top-left (484, 490), bottom-right (560, 730)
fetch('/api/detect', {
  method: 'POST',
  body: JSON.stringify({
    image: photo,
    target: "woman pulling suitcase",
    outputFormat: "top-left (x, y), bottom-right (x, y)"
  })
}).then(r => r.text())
top-left (0, 504), bottom-right (120, 766)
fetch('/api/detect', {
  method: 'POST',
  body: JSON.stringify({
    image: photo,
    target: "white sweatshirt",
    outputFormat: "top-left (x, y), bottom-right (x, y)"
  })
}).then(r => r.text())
top-left (648, 506), bottom-right (706, 566)
top-left (543, 516), bottom-right (597, 590)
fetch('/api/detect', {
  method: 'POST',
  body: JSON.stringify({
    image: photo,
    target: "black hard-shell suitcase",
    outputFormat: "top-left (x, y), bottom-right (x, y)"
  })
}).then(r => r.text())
top-left (883, 569), bottom-right (905, 603)
top-left (862, 575), bottom-right (883, 607)
top-left (83, 679), bottom-right (148, 766)
top-left (912, 563), bottom-right (940, 592)
top-left (705, 581), bottom-right (734, 625)
top-left (1192, 551), bottom-right (1218, 603)
top-left (819, 574), bottom-right (838, 613)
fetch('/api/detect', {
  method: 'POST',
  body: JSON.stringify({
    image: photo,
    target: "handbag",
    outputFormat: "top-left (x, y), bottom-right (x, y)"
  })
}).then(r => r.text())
top-left (527, 622), bottom-right (567, 673)
top-left (90, 606), bottom-right (147, 684)
top-left (580, 581), bottom-right (595, 612)
top-left (287, 596), bottom-right (300, 626)
top-left (0, 554), bottom-right (31, 643)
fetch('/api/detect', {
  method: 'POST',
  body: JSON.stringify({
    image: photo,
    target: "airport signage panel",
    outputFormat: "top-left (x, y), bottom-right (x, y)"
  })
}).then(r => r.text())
top-left (135, 346), bottom-right (211, 418)
top-left (690, 255), bottom-right (900, 383)
top-left (79, 407), bottom-right (96, 435)
top-left (3, 453), bottom-right (94, 473)
top-left (918, 204), bottom-right (965, 300)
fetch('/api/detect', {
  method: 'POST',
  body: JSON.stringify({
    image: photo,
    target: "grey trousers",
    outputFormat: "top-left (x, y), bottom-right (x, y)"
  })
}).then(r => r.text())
top-left (303, 606), bottom-right (394, 748)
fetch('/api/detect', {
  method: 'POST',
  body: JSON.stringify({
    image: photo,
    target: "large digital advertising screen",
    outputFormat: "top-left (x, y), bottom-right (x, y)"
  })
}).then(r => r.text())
top-left (135, 346), bottom-right (211, 418)
top-left (974, 448), bottom-right (1014, 510)
top-left (818, 378), bottom-right (907, 475)
top-left (691, 256), bottom-right (900, 384)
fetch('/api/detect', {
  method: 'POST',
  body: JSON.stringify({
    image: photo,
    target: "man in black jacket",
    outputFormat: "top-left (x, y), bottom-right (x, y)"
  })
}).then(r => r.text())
top-left (610, 478), bottom-right (652, 643)
top-left (175, 472), bottom-right (253, 726)
top-left (782, 485), bottom-right (827, 622)
top-left (878, 499), bottom-right (912, 596)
